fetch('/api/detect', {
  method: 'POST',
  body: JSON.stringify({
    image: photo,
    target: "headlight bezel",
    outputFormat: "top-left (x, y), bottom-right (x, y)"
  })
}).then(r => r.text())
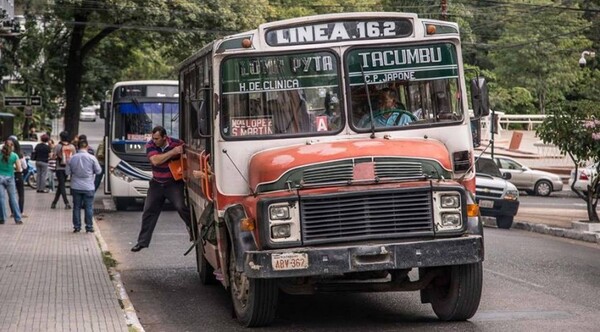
top-left (432, 189), bottom-right (467, 233)
top-left (259, 198), bottom-right (302, 248)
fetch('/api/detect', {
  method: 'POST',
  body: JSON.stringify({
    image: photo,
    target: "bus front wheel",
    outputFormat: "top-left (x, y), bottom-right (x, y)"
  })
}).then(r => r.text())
top-left (427, 263), bottom-right (483, 321)
top-left (229, 245), bottom-right (278, 327)
top-left (114, 197), bottom-right (131, 211)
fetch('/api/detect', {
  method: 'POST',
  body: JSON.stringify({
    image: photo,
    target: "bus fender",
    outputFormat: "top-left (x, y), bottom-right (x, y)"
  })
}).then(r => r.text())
top-left (223, 204), bottom-right (257, 272)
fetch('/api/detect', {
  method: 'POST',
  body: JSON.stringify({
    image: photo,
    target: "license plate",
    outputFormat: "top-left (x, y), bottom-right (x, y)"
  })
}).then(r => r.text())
top-left (478, 199), bottom-right (494, 208)
top-left (272, 253), bottom-right (309, 271)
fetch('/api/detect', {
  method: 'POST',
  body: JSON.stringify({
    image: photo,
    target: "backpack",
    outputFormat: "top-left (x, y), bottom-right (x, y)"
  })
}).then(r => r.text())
top-left (58, 143), bottom-right (73, 166)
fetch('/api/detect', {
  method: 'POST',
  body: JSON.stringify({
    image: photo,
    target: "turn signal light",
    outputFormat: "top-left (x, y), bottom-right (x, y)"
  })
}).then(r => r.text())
top-left (467, 204), bottom-right (479, 217)
top-left (240, 218), bottom-right (255, 231)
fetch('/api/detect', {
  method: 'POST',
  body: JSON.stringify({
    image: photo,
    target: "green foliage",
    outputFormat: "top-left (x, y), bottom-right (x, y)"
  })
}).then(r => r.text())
top-left (537, 100), bottom-right (600, 221)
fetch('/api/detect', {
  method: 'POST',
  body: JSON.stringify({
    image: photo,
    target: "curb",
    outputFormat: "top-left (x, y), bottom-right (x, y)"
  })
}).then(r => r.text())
top-left (512, 220), bottom-right (600, 244)
top-left (94, 217), bottom-right (145, 332)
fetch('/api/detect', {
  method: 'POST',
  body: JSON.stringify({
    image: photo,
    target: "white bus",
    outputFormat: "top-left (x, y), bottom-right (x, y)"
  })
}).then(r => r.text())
top-left (102, 80), bottom-right (179, 210)
top-left (179, 12), bottom-right (490, 326)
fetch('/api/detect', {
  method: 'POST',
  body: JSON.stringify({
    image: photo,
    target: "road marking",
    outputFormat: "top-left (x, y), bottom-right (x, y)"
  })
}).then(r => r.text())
top-left (484, 268), bottom-right (544, 289)
top-left (474, 310), bottom-right (572, 321)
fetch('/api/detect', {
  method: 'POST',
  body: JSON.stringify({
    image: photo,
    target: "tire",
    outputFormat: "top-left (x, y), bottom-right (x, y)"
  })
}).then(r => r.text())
top-left (191, 206), bottom-right (217, 285)
top-left (534, 180), bottom-right (552, 197)
top-left (27, 174), bottom-right (37, 189)
top-left (429, 263), bottom-right (483, 321)
top-left (496, 216), bottom-right (513, 229)
top-left (114, 197), bottom-right (130, 211)
top-left (197, 241), bottom-right (217, 285)
top-left (229, 245), bottom-right (278, 327)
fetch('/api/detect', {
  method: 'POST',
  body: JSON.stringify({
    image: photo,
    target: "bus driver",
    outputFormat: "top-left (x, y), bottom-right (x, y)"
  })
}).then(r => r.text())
top-left (357, 88), bottom-right (416, 128)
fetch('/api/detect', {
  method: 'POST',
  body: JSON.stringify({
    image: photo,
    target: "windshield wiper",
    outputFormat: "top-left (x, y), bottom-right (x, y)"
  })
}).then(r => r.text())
top-left (359, 63), bottom-right (376, 139)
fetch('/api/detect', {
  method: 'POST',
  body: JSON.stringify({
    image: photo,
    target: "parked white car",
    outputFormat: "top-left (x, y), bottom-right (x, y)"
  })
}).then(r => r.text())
top-left (568, 162), bottom-right (599, 194)
top-left (80, 107), bottom-right (97, 122)
top-left (483, 154), bottom-right (563, 196)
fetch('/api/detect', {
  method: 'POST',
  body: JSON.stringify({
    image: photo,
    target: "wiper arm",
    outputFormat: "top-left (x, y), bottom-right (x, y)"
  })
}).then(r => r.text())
top-left (359, 63), bottom-right (376, 139)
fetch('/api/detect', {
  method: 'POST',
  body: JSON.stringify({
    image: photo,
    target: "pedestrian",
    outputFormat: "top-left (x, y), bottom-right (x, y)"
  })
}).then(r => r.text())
top-left (8, 136), bottom-right (26, 217)
top-left (94, 140), bottom-right (105, 191)
top-left (0, 139), bottom-right (23, 224)
top-left (77, 135), bottom-right (95, 155)
top-left (33, 134), bottom-right (51, 193)
top-left (66, 140), bottom-right (101, 233)
top-left (51, 131), bottom-right (76, 209)
top-left (48, 139), bottom-right (56, 192)
top-left (131, 126), bottom-right (192, 252)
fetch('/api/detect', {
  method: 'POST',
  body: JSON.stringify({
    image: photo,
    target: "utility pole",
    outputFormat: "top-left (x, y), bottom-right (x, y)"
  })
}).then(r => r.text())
top-left (441, 0), bottom-right (448, 21)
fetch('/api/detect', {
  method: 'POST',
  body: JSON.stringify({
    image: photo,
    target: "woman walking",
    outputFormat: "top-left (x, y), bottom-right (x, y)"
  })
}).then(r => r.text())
top-left (0, 140), bottom-right (23, 224)
top-left (8, 136), bottom-right (26, 217)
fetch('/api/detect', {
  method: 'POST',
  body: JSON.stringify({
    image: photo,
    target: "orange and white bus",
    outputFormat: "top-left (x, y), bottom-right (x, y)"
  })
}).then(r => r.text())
top-left (178, 12), bottom-right (489, 327)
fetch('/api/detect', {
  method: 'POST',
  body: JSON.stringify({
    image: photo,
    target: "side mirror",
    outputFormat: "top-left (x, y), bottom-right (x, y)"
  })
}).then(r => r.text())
top-left (471, 77), bottom-right (490, 117)
top-left (99, 101), bottom-right (111, 119)
top-left (502, 172), bottom-right (512, 180)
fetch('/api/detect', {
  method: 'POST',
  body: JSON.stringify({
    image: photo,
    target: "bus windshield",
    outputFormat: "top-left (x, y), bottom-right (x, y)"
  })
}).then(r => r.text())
top-left (220, 51), bottom-right (342, 138)
top-left (113, 102), bottom-right (179, 141)
top-left (347, 42), bottom-right (463, 130)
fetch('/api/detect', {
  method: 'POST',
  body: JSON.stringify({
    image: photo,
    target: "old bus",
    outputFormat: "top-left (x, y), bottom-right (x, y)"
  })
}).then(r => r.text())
top-left (178, 12), bottom-right (489, 327)
top-left (102, 80), bottom-right (179, 210)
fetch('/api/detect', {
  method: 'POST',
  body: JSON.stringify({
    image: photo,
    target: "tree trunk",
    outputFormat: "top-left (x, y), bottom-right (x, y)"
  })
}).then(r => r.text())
top-left (586, 193), bottom-right (599, 222)
top-left (63, 16), bottom-right (86, 140)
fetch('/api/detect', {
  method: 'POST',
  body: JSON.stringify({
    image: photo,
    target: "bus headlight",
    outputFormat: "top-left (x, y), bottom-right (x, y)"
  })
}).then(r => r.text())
top-left (267, 202), bottom-right (300, 243)
top-left (269, 205), bottom-right (290, 220)
top-left (441, 213), bottom-right (461, 227)
top-left (440, 194), bottom-right (460, 208)
top-left (112, 168), bottom-right (134, 182)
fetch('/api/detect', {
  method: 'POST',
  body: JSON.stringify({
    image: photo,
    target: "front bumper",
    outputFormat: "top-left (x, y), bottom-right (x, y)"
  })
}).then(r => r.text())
top-left (243, 235), bottom-right (483, 279)
top-left (478, 198), bottom-right (519, 218)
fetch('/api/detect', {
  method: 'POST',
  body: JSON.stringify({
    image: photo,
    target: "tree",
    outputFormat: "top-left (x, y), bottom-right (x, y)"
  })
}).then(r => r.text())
top-left (9, 0), bottom-right (270, 138)
top-left (537, 99), bottom-right (600, 222)
top-left (488, 0), bottom-right (592, 114)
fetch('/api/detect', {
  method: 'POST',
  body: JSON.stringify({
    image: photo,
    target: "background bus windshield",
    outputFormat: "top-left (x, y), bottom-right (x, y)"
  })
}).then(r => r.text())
top-left (113, 102), bottom-right (179, 141)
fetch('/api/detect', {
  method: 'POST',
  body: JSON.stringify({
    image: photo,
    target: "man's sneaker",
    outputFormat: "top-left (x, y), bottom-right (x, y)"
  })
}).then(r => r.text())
top-left (86, 229), bottom-right (95, 233)
top-left (51, 203), bottom-right (56, 209)
top-left (73, 228), bottom-right (81, 233)
top-left (15, 221), bottom-right (23, 225)
top-left (0, 220), bottom-right (4, 224)
top-left (65, 204), bottom-right (72, 209)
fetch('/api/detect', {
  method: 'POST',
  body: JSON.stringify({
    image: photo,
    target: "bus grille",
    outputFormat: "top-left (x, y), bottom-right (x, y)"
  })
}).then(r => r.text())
top-left (301, 158), bottom-right (425, 185)
top-left (375, 161), bottom-right (423, 178)
top-left (300, 189), bottom-right (433, 245)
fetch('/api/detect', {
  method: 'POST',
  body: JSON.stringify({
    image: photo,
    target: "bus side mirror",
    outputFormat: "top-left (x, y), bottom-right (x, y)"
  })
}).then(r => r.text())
top-left (99, 101), bottom-right (111, 119)
top-left (471, 78), bottom-right (490, 117)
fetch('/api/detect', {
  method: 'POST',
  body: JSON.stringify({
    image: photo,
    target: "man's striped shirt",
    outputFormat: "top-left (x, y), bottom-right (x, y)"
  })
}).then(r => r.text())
top-left (146, 136), bottom-right (183, 182)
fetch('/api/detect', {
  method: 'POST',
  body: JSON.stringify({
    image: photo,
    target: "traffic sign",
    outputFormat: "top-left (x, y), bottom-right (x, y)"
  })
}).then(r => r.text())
top-left (24, 106), bottom-right (33, 118)
top-left (2, 96), bottom-right (43, 107)
top-left (3, 96), bottom-right (27, 107)
top-left (30, 96), bottom-right (42, 107)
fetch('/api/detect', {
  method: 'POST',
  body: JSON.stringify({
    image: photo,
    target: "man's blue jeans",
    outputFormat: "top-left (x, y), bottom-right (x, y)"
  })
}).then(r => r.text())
top-left (72, 189), bottom-right (95, 231)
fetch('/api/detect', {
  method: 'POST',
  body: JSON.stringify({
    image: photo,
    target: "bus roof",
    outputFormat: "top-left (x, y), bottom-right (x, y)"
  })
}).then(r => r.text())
top-left (112, 80), bottom-right (178, 89)
top-left (177, 12), bottom-right (459, 70)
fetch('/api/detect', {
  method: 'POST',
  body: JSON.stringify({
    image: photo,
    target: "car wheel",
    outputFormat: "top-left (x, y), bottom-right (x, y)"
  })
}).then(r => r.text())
top-left (534, 180), bottom-right (552, 196)
top-left (496, 216), bottom-right (513, 229)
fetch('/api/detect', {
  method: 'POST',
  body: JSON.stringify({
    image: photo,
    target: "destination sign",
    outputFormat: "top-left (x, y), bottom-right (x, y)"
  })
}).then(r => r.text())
top-left (221, 51), bottom-right (339, 94)
top-left (347, 43), bottom-right (459, 85)
top-left (266, 19), bottom-right (412, 46)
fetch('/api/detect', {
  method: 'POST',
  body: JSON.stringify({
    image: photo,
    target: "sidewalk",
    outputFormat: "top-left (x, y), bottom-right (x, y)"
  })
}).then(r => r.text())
top-left (0, 189), bottom-right (129, 331)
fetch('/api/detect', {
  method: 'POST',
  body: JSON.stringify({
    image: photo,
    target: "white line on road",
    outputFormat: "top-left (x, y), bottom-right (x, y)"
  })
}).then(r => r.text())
top-left (484, 268), bottom-right (544, 289)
